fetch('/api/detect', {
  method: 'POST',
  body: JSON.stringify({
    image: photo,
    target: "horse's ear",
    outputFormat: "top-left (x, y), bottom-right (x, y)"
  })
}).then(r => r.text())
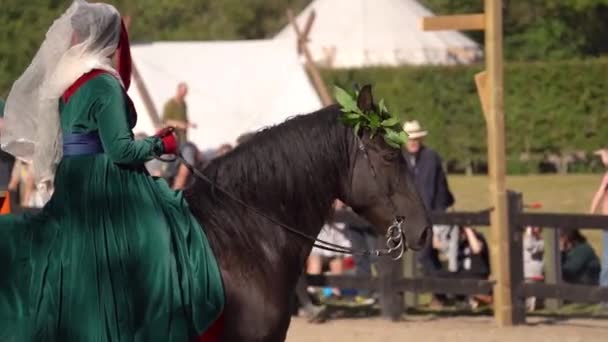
top-left (357, 84), bottom-right (374, 112)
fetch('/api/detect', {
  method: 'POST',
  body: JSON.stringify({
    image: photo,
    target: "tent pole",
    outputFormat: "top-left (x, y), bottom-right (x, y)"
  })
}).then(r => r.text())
top-left (287, 9), bottom-right (333, 106)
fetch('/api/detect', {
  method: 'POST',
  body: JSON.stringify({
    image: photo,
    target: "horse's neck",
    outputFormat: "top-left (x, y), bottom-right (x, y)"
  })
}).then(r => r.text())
top-left (192, 111), bottom-right (354, 287)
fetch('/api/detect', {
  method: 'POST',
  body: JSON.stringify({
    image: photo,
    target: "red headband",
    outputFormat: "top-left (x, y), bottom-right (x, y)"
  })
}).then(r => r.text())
top-left (116, 19), bottom-right (132, 90)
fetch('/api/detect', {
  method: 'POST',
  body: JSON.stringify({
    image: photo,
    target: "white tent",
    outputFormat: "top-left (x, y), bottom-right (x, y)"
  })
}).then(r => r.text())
top-left (129, 39), bottom-right (322, 150)
top-left (274, 0), bottom-right (482, 68)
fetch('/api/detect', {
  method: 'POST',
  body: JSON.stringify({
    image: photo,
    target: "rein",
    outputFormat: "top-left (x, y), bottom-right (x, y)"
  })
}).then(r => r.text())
top-left (156, 135), bottom-right (407, 260)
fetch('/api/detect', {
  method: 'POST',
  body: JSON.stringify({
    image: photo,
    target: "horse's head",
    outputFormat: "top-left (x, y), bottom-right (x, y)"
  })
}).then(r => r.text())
top-left (340, 85), bottom-right (431, 251)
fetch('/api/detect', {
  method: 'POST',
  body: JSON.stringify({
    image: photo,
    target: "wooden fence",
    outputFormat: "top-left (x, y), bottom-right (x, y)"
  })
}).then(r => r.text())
top-left (2, 190), bottom-right (607, 324)
top-left (307, 191), bottom-right (608, 324)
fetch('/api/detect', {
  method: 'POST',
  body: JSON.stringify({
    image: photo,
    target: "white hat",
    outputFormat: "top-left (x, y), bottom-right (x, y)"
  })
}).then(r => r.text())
top-left (402, 120), bottom-right (428, 139)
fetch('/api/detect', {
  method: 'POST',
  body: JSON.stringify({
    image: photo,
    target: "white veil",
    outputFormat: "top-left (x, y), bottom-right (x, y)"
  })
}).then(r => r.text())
top-left (0, 0), bottom-right (123, 199)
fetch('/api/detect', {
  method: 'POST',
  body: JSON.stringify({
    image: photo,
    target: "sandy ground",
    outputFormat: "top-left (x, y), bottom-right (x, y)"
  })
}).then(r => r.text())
top-left (287, 316), bottom-right (608, 342)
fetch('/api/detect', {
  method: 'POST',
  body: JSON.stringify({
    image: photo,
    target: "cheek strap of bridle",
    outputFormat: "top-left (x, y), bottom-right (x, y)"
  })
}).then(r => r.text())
top-left (353, 136), bottom-right (407, 259)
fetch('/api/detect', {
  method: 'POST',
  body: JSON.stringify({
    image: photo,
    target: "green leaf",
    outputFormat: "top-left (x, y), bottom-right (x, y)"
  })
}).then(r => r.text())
top-left (384, 137), bottom-right (401, 149)
top-left (398, 131), bottom-right (408, 143)
top-left (378, 98), bottom-right (389, 114)
top-left (383, 128), bottom-right (408, 149)
top-left (369, 115), bottom-right (381, 130)
top-left (334, 86), bottom-right (359, 113)
top-left (381, 117), bottom-right (400, 127)
top-left (354, 122), bottom-right (361, 135)
top-left (340, 114), bottom-right (357, 124)
top-left (345, 112), bottom-right (361, 120)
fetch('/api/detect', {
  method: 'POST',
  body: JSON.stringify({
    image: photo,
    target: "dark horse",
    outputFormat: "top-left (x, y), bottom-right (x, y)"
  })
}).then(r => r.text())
top-left (185, 86), bottom-right (431, 341)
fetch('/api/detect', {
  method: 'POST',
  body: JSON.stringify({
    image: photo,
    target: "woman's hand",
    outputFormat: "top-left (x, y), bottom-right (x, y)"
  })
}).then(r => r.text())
top-left (155, 127), bottom-right (178, 155)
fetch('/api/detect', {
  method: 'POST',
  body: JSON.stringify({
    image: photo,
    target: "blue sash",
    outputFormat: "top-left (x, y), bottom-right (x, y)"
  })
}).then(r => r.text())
top-left (63, 131), bottom-right (104, 156)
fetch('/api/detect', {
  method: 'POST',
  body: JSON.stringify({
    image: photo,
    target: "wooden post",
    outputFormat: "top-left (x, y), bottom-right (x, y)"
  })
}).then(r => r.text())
top-left (377, 238), bottom-right (403, 321)
top-left (422, 0), bottom-right (513, 326)
top-left (543, 227), bottom-right (562, 310)
top-left (402, 249), bottom-right (418, 309)
top-left (286, 9), bottom-right (333, 106)
top-left (420, 14), bottom-right (486, 31)
top-left (484, 0), bottom-right (512, 326)
top-left (474, 71), bottom-right (490, 123)
top-left (507, 191), bottom-right (527, 324)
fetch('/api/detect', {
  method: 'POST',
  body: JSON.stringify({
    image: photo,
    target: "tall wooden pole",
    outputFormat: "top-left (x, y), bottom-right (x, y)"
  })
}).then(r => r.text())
top-left (484, 0), bottom-right (511, 327)
top-left (287, 9), bottom-right (333, 106)
top-left (422, 0), bottom-right (516, 326)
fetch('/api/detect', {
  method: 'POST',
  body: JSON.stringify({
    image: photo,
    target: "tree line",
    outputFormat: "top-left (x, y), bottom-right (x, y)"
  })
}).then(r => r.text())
top-left (2, 0), bottom-right (607, 95)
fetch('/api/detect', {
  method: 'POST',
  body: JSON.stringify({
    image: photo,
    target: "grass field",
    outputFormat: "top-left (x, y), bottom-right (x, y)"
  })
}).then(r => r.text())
top-left (447, 174), bottom-right (605, 257)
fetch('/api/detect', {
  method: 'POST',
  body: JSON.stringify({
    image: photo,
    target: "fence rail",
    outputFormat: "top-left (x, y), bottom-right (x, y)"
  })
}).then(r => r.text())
top-left (521, 283), bottom-right (608, 303)
top-left (431, 211), bottom-right (490, 226)
top-left (516, 213), bottom-right (608, 230)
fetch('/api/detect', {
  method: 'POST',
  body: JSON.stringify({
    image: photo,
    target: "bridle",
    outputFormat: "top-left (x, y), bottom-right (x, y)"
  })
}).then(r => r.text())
top-left (351, 135), bottom-right (407, 260)
top-left (156, 132), bottom-right (407, 260)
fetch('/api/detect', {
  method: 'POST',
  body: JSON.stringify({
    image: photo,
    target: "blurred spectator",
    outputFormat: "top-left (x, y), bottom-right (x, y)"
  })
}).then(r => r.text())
top-left (523, 226), bottom-right (544, 311)
top-left (590, 149), bottom-right (608, 309)
top-left (524, 226), bottom-right (544, 280)
top-left (337, 208), bottom-right (377, 301)
top-left (163, 142), bottom-right (203, 190)
top-left (402, 120), bottom-right (454, 212)
top-left (429, 226), bottom-right (491, 309)
top-left (402, 120), bottom-right (455, 307)
top-left (307, 200), bottom-right (351, 298)
top-left (457, 227), bottom-right (491, 308)
top-left (162, 82), bottom-right (196, 145)
top-left (9, 160), bottom-right (48, 208)
top-left (455, 227), bottom-right (490, 279)
top-left (452, 226), bottom-right (491, 309)
top-left (560, 230), bottom-right (600, 285)
top-left (8, 160), bottom-right (31, 207)
top-left (433, 225), bottom-right (460, 272)
top-left (0, 98), bottom-right (16, 198)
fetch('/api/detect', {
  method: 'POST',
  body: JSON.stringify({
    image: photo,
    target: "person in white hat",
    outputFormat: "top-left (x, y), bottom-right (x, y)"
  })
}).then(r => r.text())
top-left (401, 120), bottom-right (453, 210)
top-left (590, 148), bottom-right (608, 310)
top-left (402, 120), bottom-right (455, 308)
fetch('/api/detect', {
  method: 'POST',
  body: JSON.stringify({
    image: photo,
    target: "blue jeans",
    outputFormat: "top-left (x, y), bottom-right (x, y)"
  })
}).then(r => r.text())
top-left (601, 231), bottom-right (608, 305)
top-left (347, 226), bottom-right (377, 297)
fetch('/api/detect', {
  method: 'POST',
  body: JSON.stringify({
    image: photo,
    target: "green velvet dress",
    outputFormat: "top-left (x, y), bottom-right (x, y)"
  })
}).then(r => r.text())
top-left (0, 74), bottom-right (224, 341)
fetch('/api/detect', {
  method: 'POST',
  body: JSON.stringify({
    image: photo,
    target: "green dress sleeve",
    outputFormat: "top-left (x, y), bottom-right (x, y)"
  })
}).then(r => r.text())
top-left (92, 75), bottom-right (163, 164)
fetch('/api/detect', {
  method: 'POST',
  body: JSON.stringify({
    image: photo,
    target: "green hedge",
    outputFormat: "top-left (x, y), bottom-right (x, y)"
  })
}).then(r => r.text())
top-left (322, 59), bottom-right (608, 174)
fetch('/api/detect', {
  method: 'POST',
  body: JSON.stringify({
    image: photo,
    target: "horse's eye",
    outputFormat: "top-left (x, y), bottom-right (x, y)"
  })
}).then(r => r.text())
top-left (383, 152), bottom-right (399, 162)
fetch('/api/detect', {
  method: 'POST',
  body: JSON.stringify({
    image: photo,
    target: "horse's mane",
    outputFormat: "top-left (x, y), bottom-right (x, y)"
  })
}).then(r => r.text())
top-left (185, 105), bottom-right (352, 269)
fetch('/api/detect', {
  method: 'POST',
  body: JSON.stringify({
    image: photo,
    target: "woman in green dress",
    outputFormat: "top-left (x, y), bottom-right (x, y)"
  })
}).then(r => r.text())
top-left (0, 1), bottom-right (224, 340)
